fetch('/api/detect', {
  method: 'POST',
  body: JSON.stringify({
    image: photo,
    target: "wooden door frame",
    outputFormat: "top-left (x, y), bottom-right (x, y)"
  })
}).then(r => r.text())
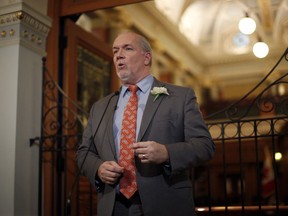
top-left (60, 0), bottom-right (151, 16)
top-left (64, 18), bottom-right (114, 101)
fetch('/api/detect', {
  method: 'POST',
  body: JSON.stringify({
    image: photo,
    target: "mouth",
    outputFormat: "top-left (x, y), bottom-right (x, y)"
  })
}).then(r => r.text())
top-left (117, 63), bottom-right (126, 69)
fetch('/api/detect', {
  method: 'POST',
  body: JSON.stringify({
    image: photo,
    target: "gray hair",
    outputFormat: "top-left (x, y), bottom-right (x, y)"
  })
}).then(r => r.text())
top-left (138, 34), bottom-right (153, 66)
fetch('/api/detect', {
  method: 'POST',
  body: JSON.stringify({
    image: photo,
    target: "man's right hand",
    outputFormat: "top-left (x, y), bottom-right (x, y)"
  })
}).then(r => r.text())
top-left (97, 161), bottom-right (124, 185)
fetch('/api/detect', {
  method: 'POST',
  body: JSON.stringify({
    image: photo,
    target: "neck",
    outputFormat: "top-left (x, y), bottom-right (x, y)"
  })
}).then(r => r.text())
top-left (122, 73), bottom-right (151, 86)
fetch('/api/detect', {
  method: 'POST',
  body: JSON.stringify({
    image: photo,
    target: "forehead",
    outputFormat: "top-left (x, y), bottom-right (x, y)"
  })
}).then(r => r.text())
top-left (113, 33), bottom-right (139, 48)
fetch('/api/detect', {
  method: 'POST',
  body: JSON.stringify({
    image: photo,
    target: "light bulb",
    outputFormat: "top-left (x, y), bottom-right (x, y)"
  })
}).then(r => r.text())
top-left (238, 17), bottom-right (256, 35)
top-left (253, 42), bottom-right (269, 58)
top-left (275, 152), bottom-right (282, 161)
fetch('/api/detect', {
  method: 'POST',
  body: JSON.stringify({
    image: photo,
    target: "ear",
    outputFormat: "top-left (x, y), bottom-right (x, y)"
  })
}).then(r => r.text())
top-left (144, 52), bottom-right (152, 66)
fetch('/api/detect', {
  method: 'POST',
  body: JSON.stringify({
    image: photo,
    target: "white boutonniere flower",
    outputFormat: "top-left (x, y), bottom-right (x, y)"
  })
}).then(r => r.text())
top-left (150, 87), bottom-right (169, 102)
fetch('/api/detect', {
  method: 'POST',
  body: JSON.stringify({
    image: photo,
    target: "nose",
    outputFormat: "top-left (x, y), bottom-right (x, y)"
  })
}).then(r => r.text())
top-left (115, 48), bottom-right (124, 60)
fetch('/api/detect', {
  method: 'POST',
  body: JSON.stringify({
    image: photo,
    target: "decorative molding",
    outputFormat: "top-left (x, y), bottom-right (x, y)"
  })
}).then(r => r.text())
top-left (0, 10), bottom-right (51, 55)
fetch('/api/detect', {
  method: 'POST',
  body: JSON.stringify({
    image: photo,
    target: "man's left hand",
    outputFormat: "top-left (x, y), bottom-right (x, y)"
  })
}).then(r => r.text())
top-left (133, 141), bottom-right (169, 164)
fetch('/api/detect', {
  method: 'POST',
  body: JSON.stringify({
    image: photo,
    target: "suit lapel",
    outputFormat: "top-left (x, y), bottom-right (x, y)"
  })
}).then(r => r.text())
top-left (137, 79), bottom-right (167, 141)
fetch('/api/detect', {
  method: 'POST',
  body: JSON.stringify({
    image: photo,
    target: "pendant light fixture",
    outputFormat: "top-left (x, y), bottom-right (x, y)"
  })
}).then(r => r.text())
top-left (238, 12), bottom-right (256, 35)
top-left (253, 41), bottom-right (269, 58)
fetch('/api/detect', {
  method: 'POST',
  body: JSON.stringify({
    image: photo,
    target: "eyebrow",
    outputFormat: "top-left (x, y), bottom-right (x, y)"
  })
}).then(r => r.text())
top-left (112, 44), bottom-right (133, 50)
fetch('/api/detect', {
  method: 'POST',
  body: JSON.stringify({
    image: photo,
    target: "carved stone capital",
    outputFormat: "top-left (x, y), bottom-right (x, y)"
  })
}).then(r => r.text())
top-left (0, 6), bottom-right (51, 55)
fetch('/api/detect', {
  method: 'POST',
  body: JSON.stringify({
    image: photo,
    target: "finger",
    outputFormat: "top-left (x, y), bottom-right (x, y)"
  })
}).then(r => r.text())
top-left (139, 153), bottom-right (150, 162)
top-left (133, 141), bottom-right (149, 150)
top-left (132, 142), bottom-right (140, 150)
top-left (102, 161), bottom-right (123, 175)
top-left (102, 171), bottom-right (121, 184)
top-left (134, 144), bottom-right (149, 156)
top-left (108, 161), bottom-right (124, 173)
top-left (134, 149), bottom-right (146, 156)
top-left (136, 153), bottom-right (145, 159)
top-left (140, 157), bottom-right (149, 164)
top-left (98, 161), bottom-right (123, 182)
top-left (104, 176), bottom-right (117, 184)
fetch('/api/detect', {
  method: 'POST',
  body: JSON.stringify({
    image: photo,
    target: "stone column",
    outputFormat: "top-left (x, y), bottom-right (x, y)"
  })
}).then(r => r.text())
top-left (0, 1), bottom-right (51, 215)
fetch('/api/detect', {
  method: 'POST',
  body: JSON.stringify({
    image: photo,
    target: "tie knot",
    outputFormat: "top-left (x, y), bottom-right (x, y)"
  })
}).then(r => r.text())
top-left (128, 85), bottom-right (138, 94)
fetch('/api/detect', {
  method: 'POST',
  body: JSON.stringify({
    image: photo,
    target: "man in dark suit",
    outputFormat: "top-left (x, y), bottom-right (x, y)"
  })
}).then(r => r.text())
top-left (77, 31), bottom-right (215, 216)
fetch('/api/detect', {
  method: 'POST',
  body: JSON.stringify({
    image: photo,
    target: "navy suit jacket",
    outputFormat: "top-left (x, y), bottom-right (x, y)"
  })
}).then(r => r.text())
top-left (77, 78), bottom-right (215, 216)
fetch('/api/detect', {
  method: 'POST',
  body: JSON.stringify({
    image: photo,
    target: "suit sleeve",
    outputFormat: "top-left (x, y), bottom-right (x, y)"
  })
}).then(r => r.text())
top-left (76, 103), bottom-right (105, 189)
top-left (165, 88), bottom-right (215, 173)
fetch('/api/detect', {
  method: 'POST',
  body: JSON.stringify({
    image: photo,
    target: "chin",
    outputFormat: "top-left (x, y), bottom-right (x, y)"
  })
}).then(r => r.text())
top-left (118, 72), bottom-right (130, 80)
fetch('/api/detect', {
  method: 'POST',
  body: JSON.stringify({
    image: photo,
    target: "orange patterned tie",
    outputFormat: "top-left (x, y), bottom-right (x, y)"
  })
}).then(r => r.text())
top-left (119, 85), bottom-right (138, 199)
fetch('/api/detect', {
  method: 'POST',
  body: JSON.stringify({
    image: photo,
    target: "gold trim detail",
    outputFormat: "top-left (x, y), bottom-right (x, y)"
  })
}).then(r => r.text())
top-left (9, 29), bottom-right (15, 36)
top-left (0, 11), bottom-right (50, 35)
top-left (1, 30), bottom-right (6, 38)
top-left (0, 10), bottom-right (50, 51)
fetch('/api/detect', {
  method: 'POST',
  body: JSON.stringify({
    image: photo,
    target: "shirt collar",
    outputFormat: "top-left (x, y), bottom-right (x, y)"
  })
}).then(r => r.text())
top-left (120, 74), bottom-right (153, 97)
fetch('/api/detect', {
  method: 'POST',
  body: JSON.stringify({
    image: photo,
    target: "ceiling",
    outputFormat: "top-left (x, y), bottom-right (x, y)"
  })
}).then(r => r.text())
top-left (77, 0), bottom-right (288, 101)
top-left (153, 0), bottom-right (288, 60)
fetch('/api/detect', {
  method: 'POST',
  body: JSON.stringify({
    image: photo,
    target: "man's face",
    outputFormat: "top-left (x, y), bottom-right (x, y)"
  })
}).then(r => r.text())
top-left (112, 33), bottom-right (151, 85)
